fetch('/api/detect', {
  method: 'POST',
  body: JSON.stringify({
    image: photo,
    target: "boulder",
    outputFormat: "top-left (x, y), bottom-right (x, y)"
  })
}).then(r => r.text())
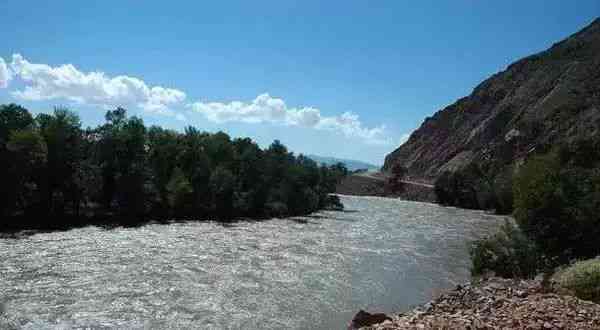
top-left (349, 309), bottom-right (392, 329)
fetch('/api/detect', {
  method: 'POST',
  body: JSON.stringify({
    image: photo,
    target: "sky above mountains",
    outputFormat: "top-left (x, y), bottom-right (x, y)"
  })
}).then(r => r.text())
top-left (1, 1), bottom-right (598, 164)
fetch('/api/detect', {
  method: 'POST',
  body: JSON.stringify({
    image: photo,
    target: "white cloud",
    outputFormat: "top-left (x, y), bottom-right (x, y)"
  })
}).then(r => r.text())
top-left (4, 54), bottom-right (393, 145)
top-left (8, 54), bottom-right (185, 115)
top-left (0, 57), bottom-right (11, 88)
top-left (191, 93), bottom-right (391, 145)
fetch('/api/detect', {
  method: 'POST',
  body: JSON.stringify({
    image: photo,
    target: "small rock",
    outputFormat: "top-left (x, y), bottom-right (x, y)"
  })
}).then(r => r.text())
top-left (516, 290), bottom-right (528, 298)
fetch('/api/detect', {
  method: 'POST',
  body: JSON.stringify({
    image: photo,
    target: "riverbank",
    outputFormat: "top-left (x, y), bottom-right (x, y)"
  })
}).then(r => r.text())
top-left (0, 197), bottom-right (344, 235)
top-left (336, 172), bottom-right (436, 203)
top-left (351, 277), bottom-right (600, 329)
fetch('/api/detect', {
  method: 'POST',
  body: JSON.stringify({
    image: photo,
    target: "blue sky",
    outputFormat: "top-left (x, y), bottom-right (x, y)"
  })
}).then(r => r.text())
top-left (0, 1), bottom-right (598, 165)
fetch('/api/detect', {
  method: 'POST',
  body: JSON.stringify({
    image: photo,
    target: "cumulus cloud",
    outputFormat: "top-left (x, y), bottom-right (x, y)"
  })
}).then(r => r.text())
top-left (191, 93), bottom-right (391, 145)
top-left (4, 54), bottom-right (392, 144)
top-left (8, 54), bottom-right (185, 115)
top-left (0, 57), bottom-right (11, 88)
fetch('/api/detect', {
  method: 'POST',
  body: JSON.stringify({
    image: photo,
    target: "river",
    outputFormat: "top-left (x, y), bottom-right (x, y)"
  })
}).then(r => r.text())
top-left (0, 195), bottom-right (505, 329)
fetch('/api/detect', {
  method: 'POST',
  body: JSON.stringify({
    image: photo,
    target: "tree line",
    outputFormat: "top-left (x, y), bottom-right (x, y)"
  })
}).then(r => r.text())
top-left (0, 104), bottom-right (347, 230)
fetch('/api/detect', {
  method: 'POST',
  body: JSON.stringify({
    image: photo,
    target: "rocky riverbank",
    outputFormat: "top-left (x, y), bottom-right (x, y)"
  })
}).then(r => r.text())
top-left (351, 277), bottom-right (600, 329)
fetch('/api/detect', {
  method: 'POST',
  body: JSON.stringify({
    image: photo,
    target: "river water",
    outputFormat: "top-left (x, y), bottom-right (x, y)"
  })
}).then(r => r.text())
top-left (0, 195), bottom-right (505, 329)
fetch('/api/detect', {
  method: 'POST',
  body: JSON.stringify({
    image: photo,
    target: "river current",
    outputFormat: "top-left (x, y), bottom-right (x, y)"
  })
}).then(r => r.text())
top-left (0, 195), bottom-right (505, 329)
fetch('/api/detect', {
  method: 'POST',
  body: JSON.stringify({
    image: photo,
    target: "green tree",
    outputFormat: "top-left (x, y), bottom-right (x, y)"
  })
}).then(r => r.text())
top-left (434, 163), bottom-right (494, 210)
top-left (147, 126), bottom-right (181, 210)
top-left (179, 127), bottom-right (212, 214)
top-left (166, 167), bottom-right (192, 210)
top-left (5, 129), bottom-right (47, 215)
top-left (0, 104), bottom-right (37, 216)
top-left (209, 166), bottom-right (235, 220)
top-left (514, 150), bottom-right (600, 261)
top-left (37, 108), bottom-right (83, 216)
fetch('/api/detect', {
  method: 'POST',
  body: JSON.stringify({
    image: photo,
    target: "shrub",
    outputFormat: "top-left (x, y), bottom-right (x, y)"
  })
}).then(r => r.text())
top-left (434, 163), bottom-right (495, 210)
top-left (470, 220), bottom-right (541, 278)
top-left (554, 259), bottom-right (600, 303)
top-left (265, 201), bottom-right (288, 217)
top-left (492, 165), bottom-right (514, 214)
top-left (325, 194), bottom-right (343, 210)
top-left (513, 151), bottom-right (600, 261)
top-left (434, 171), bottom-right (454, 205)
top-left (386, 163), bottom-right (407, 193)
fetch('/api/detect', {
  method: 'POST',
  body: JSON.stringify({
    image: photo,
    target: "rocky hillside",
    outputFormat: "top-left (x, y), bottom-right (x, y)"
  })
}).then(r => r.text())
top-left (383, 18), bottom-right (600, 181)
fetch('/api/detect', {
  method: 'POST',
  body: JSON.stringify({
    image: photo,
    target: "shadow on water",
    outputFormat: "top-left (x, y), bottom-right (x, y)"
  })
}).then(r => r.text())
top-left (336, 209), bottom-right (360, 213)
top-left (0, 210), bottom-right (341, 238)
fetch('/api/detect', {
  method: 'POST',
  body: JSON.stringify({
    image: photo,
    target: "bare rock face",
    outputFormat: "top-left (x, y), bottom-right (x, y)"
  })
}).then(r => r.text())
top-left (383, 18), bottom-right (600, 181)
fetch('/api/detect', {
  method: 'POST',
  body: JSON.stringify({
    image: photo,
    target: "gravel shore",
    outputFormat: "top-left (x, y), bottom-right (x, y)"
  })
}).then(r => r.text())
top-left (352, 277), bottom-right (600, 329)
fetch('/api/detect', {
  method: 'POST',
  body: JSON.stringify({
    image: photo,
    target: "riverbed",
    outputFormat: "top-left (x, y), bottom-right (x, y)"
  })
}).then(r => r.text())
top-left (0, 195), bottom-right (505, 329)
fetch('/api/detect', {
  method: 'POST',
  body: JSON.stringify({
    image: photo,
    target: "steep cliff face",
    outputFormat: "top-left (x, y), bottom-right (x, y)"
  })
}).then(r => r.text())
top-left (383, 18), bottom-right (600, 181)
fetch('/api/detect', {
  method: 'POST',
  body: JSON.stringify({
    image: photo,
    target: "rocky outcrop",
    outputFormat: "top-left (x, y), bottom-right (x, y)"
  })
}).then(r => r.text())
top-left (383, 18), bottom-right (600, 181)
top-left (356, 277), bottom-right (600, 329)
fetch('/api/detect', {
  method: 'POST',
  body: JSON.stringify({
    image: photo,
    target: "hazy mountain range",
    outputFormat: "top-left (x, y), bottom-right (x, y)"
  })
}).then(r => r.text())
top-left (307, 155), bottom-right (380, 172)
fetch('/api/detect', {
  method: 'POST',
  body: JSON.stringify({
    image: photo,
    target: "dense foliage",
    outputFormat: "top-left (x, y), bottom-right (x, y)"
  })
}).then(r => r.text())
top-left (514, 140), bottom-right (600, 262)
top-left (0, 104), bottom-right (347, 229)
top-left (434, 163), bottom-right (506, 212)
top-left (470, 136), bottom-right (600, 278)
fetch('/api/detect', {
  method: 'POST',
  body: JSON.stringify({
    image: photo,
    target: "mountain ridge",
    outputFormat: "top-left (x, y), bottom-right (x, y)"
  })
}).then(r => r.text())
top-left (383, 18), bottom-right (600, 181)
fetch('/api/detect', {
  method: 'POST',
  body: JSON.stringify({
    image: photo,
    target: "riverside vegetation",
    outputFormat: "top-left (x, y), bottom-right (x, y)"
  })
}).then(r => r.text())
top-left (0, 104), bottom-right (347, 231)
top-left (350, 137), bottom-right (600, 329)
top-left (466, 135), bottom-right (600, 303)
top-left (353, 139), bottom-right (600, 328)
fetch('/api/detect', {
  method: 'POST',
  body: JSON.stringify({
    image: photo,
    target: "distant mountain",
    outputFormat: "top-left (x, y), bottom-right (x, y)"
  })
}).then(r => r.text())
top-left (383, 18), bottom-right (600, 181)
top-left (307, 155), bottom-right (380, 172)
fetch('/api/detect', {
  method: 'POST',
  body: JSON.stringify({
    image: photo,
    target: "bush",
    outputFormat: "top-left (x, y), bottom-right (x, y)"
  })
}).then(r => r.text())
top-left (513, 151), bottom-right (600, 261)
top-left (265, 201), bottom-right (288, 217)
top-left (325, 194), bottom-right (343, 210)
top-left (554, 259), bottom-right (600, 303)
top-left (434, 163), bottom-right (495, 210)
top-left (470, 220), bottom-right (541, 278)
top-left (492, 166), bottom-right (514, 214)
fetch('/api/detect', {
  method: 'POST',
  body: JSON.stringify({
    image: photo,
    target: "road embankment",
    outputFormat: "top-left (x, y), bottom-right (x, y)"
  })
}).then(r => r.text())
top-left (336, 172), bottom-right (436, 203)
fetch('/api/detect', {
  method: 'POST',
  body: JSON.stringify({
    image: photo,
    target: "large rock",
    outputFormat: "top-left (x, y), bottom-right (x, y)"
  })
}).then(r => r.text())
top-left (383, 18), bottom-right (600, 182)
top-left (349, 310), bottom-right (392, 329)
